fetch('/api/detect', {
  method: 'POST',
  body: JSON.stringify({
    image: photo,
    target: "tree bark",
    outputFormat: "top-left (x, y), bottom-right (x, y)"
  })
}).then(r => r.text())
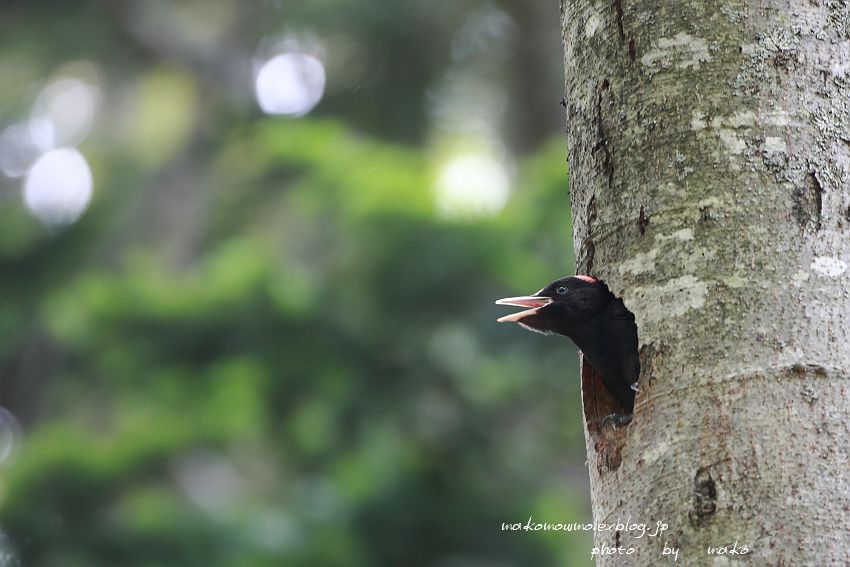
top-left (561, 0), bottom-right (850, 563)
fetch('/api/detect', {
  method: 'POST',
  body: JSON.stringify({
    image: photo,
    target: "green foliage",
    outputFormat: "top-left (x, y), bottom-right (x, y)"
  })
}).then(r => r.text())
top-left (0, 118), bottom-right (589, 565)
top-left (0, 2), bottom-right (589, 565)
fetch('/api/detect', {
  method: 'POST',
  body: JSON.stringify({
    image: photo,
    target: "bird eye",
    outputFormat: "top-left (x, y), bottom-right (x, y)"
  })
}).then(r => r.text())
top-left (557, 286), bottom-right (568, 294)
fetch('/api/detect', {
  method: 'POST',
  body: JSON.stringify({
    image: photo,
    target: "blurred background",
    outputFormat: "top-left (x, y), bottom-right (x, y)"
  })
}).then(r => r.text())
top-left (0, 1), bottom-right (590, 565)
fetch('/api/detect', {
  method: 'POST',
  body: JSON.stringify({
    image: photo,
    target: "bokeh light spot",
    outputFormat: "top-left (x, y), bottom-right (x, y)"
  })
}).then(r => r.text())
top-left (0, 530), bottom-right (19, 567)
top-left (0, 122), bottom-right (46, 178)
top-left (32, 77), bottom-right (102, 148)
top-left (23, 148), bottom-right (93, 227)
top-left (172, 451), bottom-right (245, 518)
top-left (434, 153), bottom-right (510, 219)
top-left (1, 71), bottom-right (100, 179)
top-left (0, 407), bottom-right (22, 466)
top-left (255, 53), bottom-right (326, 116)
top-left (129, 68), bottom-right (198, 167)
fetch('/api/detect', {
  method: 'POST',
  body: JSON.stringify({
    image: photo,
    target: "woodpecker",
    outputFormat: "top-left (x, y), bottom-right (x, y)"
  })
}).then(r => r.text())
top-left (496, 275), bottom-right (639, 424)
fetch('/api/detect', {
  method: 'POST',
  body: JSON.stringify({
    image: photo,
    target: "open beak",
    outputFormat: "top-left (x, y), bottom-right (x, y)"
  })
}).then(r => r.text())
top-left (495, 295), bottom-right (552, 323)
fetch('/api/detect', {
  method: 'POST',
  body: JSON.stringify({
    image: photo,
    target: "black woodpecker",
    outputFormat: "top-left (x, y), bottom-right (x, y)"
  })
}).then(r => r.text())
top-left (496, 275), bottom-right (639, 424)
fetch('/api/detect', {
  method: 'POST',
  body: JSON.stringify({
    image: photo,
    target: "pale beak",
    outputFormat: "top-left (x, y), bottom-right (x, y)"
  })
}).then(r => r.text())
top-left (495, 295), bottom-right (552, 323)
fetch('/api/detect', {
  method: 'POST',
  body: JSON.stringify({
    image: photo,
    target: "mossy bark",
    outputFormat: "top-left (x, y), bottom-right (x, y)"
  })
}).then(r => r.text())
top-left (561, 0), bottom-right (850, 563)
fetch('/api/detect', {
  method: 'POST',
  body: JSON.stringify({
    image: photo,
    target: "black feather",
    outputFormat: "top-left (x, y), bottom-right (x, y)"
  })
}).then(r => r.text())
top-left (498, 276), bottom-right (640, 412)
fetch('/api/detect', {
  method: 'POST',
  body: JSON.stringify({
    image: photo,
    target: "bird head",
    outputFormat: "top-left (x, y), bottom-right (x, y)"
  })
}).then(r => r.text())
top-left (495, 275), bottom-right (611, 336)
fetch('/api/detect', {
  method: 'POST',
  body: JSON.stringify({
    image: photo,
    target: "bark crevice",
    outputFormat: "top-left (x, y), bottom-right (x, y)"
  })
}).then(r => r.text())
top-left (689, 466), bottom-right (718, 528)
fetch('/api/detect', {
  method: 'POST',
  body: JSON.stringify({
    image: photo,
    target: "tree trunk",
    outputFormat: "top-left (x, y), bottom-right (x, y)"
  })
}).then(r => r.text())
top-left (561, 0), bottom-right (850, 563)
